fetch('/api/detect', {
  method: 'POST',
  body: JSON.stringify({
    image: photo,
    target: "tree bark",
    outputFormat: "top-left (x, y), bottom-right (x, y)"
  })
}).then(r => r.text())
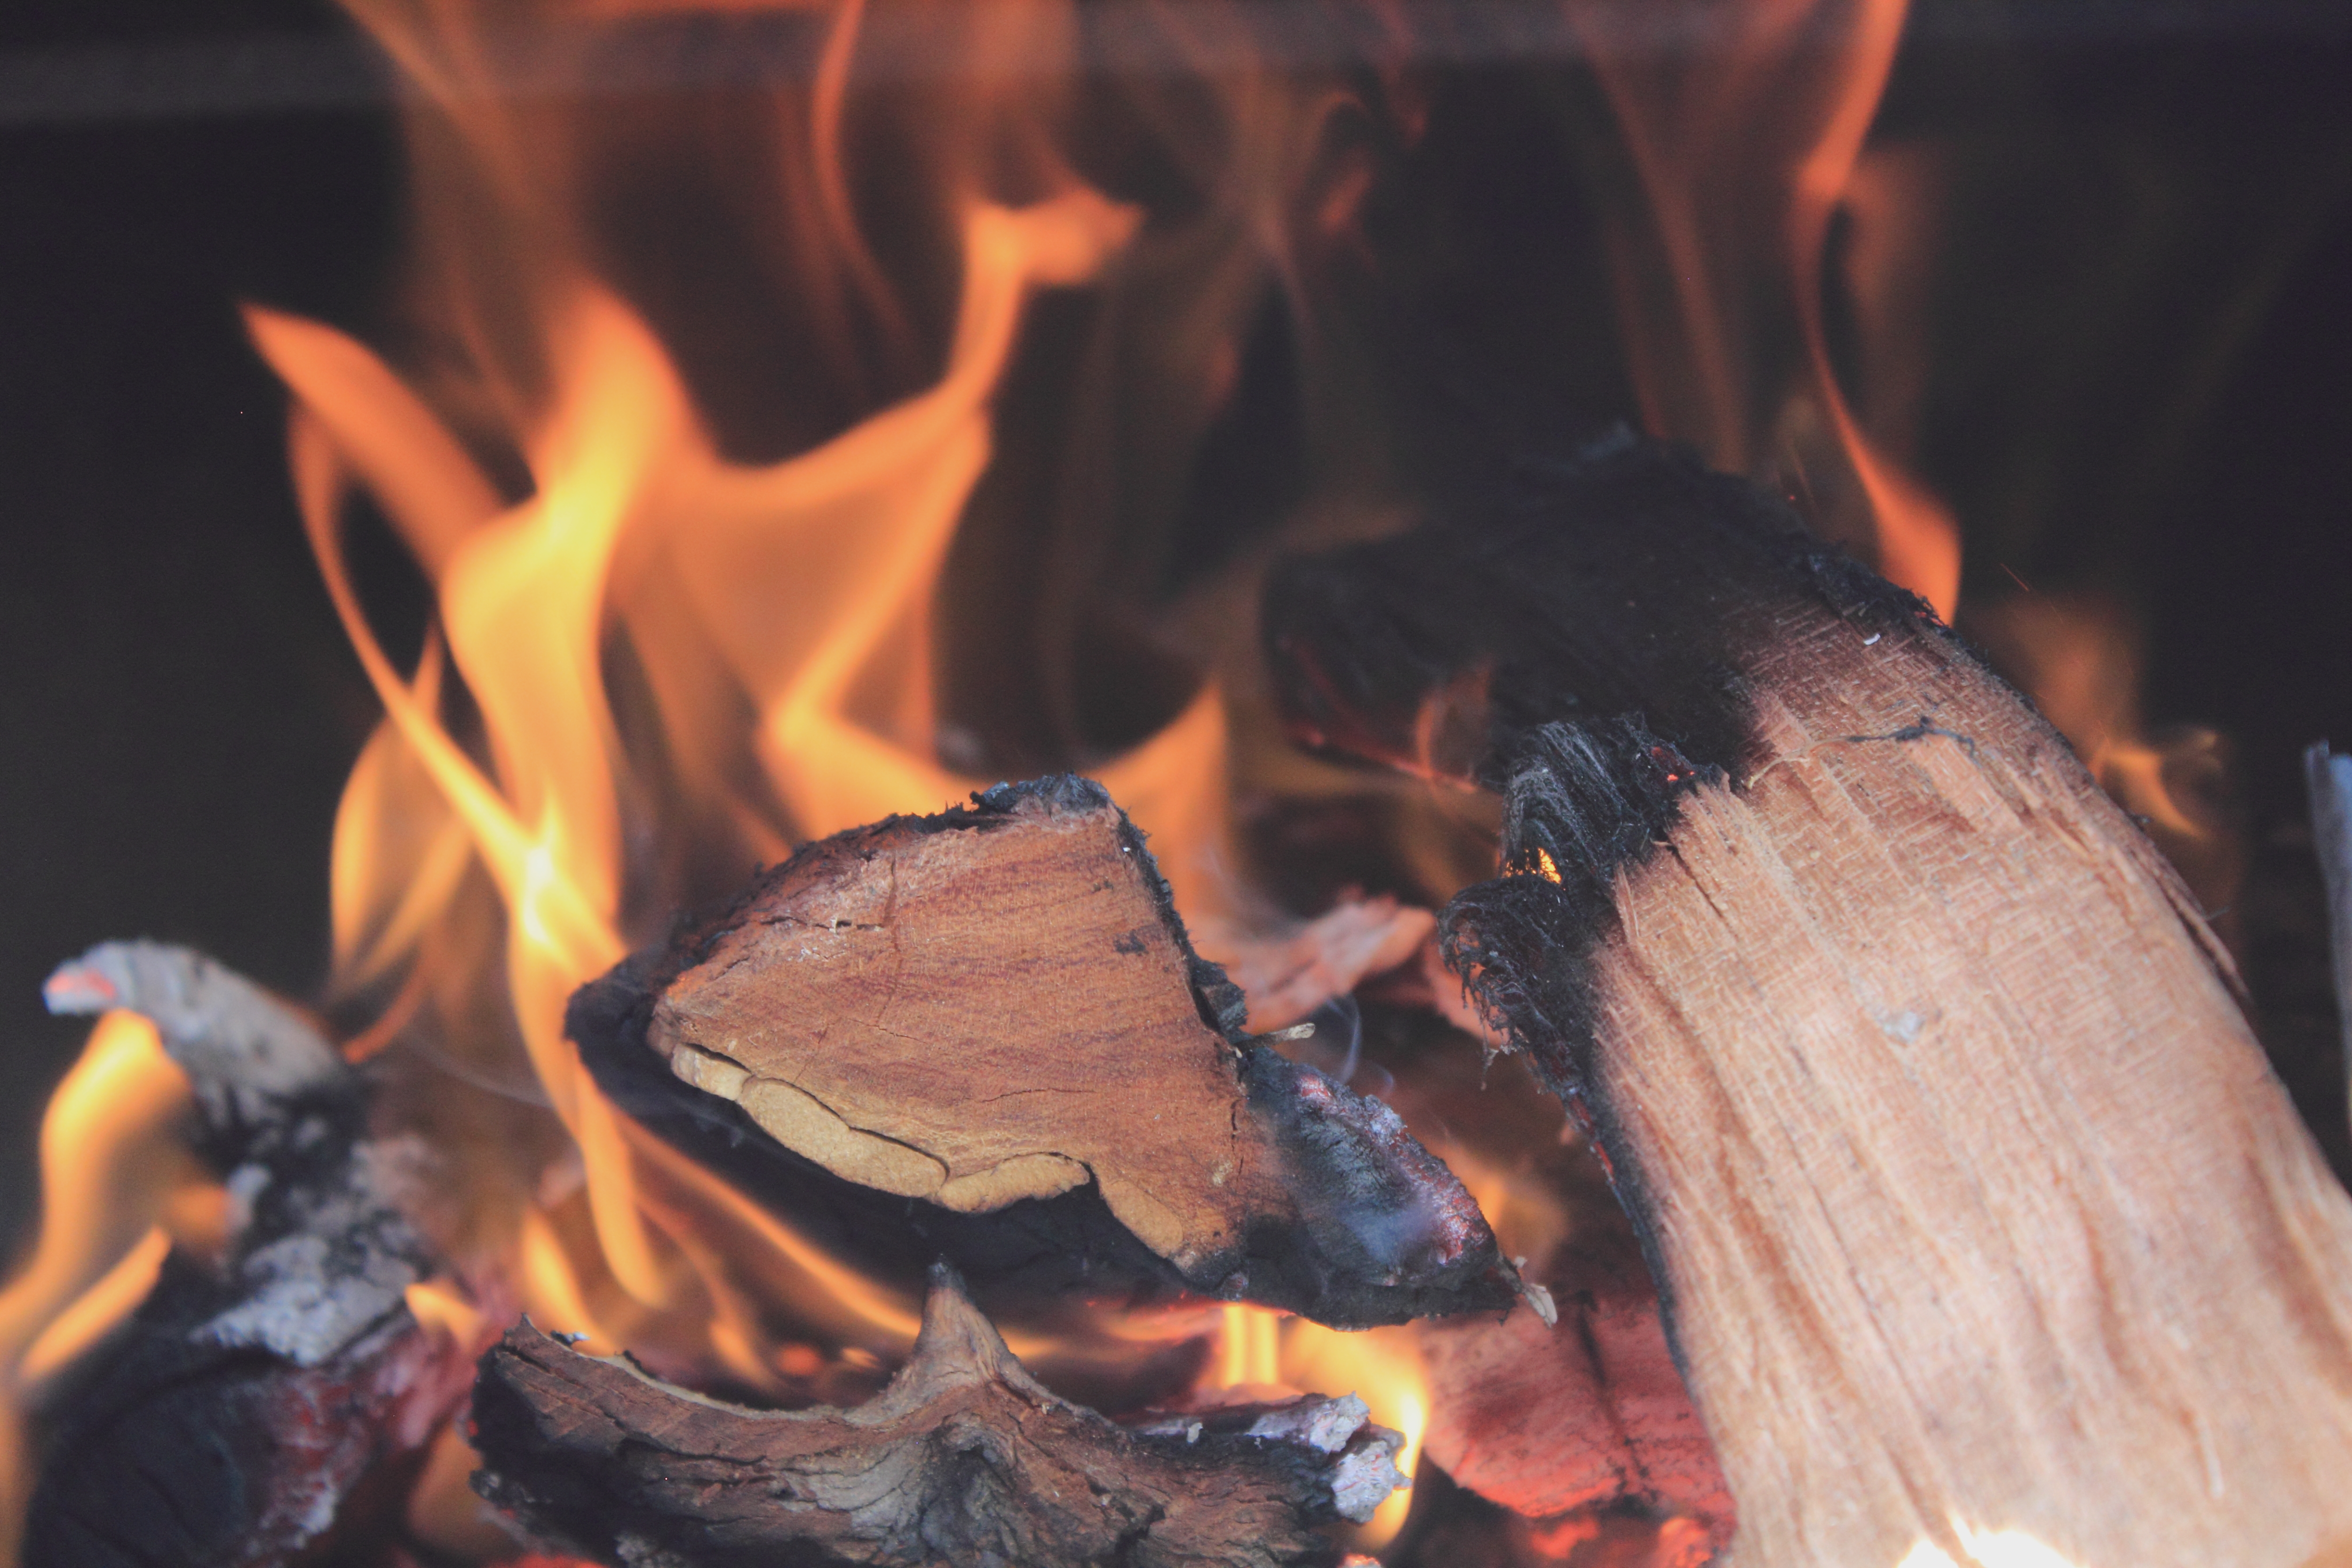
top-left (473, 1263), bottom-right (1404, 1568)
top-left (1269, 436), bottom-right (2352, 1568)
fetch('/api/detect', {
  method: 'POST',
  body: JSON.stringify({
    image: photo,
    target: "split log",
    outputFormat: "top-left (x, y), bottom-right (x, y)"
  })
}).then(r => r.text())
top-left (1268, 435), bottom-right (2352, 1568)
top-left (26, 942), bottom-right (475, 1568)
top-left (571, 775), bottom-right (1520, 1329)
top-left (472, 1262), bottom-right (1403, 1568)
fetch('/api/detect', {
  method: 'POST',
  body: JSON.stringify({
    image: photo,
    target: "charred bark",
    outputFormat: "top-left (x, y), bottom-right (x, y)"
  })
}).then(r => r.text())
top-left (473, 1262), bottom-right (1402, 1568)
top-left (25, 942), bottom-right (473, 1568)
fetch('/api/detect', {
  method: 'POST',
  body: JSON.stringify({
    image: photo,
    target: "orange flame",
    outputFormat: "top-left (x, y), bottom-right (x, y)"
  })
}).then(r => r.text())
top-left (232, 0), bottom-right (1258, 1388)
top-left (1571, 0), bottom-right (1961, 618)
top-left (0, 1013), bottom-right (218, 1561)
top-left (1216, 1303), bottom-right (1428, 1551)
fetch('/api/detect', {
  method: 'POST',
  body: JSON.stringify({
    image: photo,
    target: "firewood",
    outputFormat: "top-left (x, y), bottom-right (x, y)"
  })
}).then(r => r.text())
top-left (1419, 1231), bottom-right (1732, 1556)
top-left (26, 942), bottom-right (476, 1568)
top-left (1268, 435), bottom-right (2352, 1567)
top-left (1196, 895), bottom-right (1438, 1033)
top-left (471, 1262), bottom-right (1404, 1568)
top-left (570, 775), bottom-right (1521, 1329)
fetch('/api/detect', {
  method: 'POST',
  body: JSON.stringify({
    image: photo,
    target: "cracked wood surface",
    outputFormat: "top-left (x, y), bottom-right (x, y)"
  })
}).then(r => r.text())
top-left (650, 783), bottom-right (1231, 1245)
top-left (472, 1264), bottom-right (1404, 1568)
top-left (592, 775), bottom-right (1519, 1327)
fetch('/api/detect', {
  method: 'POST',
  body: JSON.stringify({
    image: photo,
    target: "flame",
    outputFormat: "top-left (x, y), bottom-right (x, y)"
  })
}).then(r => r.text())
top-left (227, 0), bottom-right (1256, 1391)
top-left (1571, 0), bottom-right (1961, 618)
top-left (0, 1013), bottom-right (216, 1560)
top-left (0, 1015), bottom-right (200, 1398)
top-left (1215, 1303), bottom-right (1428, 1550)
top-left (1968, 591), bottom-right (2242, 929)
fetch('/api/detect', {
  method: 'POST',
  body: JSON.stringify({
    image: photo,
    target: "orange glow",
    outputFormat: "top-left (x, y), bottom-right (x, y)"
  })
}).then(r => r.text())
top-left (1283, 1318), bottom-right (1427, 1549)
top-left (1571, 0), bottom-right (1961, 618)
top-left (516, 1207), bottom-right (624, 1356)
top-left (15, 1229), bottom-right (169, 1391)
top-left (0, 1013), bottom-right (203, 1563)
top-left (404, 1278), bottom-right (490, 1350)
top-left (228, 0), bottom-right (1251, 1398)
top-left (1208, 1303), bottom-right (1426, 1550)
top-left (0, 1014), bottom-right (194, 1396)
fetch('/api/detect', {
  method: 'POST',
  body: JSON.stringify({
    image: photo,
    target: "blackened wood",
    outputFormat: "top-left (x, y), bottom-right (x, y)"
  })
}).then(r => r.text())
top-left (1267, 436), bottom-right (2352, 1567)
top-left (570, 776), bottom-right (1518, 1329)
top-left (26, 942), bottom-right (472, 1568)
top-left (473, 1263), bottom-right (1403, 1568)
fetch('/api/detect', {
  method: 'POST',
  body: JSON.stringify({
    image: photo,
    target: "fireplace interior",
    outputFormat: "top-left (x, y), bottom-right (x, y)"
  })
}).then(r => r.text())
top-left (1, 2), bottom-right (2351, 1566)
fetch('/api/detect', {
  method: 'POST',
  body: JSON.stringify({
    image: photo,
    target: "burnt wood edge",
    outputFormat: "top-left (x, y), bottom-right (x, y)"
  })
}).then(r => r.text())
top-left (27, 942), bottom-right (468, 1568)
top-left (470, 1263), bottom-right (1405, 1568)
top-left (568, 777), bottom-right (1520, 1329)
top-left (1257, 436), bottom-right (1953, 1368)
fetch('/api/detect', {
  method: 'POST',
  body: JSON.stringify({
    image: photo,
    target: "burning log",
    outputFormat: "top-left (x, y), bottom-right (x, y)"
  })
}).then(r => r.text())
top-left (24, 942), bottom-right (476, 1568)
top-left (472, 1262), bottom-right (1403, 1568)
top-left (571, 775), bottom-right (1522, 1329)
top-left (1418, 1231), bottom-right (1732, 1561)
top-left (1269, 435), bottom-right (2352, 1567)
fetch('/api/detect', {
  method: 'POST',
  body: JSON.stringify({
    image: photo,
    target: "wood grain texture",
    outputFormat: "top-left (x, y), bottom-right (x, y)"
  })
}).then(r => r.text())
top-left (647, 777), bottom-right (1252, 1252)
top-left (1544, 606), bottom-right (2352, 1568)
top-left (595, 775), bottom-right (1520, 1328)
top-left (472, 1264), bottom-right (1406, 1568)
top-left (1270, 437), bottom-right (2352, 1567)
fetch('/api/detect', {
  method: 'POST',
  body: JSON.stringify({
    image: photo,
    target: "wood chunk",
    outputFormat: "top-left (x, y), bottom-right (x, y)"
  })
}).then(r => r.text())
top-left (472, 1263), bottom-right (1405, 1568)
top-left (1194, 896), bottom-right (1438, 1033)
top-left (1272, 437), bottom-right (2352, 1567)
top-left (1419, 1234), bottom-right (1731, 1553)
top-left (27, 942), bottom-right (474, 1568)
top-left (576, 776), bottom-right (1517, 1328)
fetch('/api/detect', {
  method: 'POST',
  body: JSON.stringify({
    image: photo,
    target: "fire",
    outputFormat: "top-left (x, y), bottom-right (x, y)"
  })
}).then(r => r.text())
top-left (1217, 1303), bottom-right (1429, 1550)
top-left (0, 1012), bottom-right (217, 1558)
top-left (1572, 0), bottom-right (1962, 619)
top-left (222, 0), bottom-right (1263, 1388)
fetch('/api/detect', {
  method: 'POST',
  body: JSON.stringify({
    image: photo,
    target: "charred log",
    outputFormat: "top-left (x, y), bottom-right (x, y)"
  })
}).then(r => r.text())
top-left (570, 775), bottom-right (1519, 1329)
top-left (472, 1262), bottom-right (1402, 1568)
top-left (1269, 435), bottom-right (2352, 1567)
top-left (25, 942), bottom-right (473, 1568)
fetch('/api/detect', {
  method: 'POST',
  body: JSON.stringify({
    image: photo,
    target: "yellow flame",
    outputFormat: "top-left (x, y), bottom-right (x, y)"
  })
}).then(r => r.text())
top-left (1213, 1304), bottom-right (1426, 1550)
top-left (1217, 1302), bottom-right (1285, 1389)
top-left (15, 1230), bottom-right (170, 1391)
top-left (1573, 0), bottom-right (1960, 618)
top-left (0, 1014), bottom-right (193, 1393)
top-left (0, 1013), bottom-right (203, 1565)
top-left (403, 1277), bottom-right (488, 1349)
top-left (1284, 1318), bottom-right (1426, 1548)
top-left (250, 144), bottom-right (1239, 1380)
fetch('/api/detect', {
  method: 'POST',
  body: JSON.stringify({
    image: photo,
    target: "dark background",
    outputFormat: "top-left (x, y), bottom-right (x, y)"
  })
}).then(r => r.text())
top-left (0, 0), bottom-right (2348, 1246)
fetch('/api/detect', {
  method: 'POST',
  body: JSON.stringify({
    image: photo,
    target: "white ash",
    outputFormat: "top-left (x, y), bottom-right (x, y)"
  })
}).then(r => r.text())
top-left (44, 939), bottom-right (352, 1130)
top-left (1242, 1390), bottom-right (1373, 1453)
